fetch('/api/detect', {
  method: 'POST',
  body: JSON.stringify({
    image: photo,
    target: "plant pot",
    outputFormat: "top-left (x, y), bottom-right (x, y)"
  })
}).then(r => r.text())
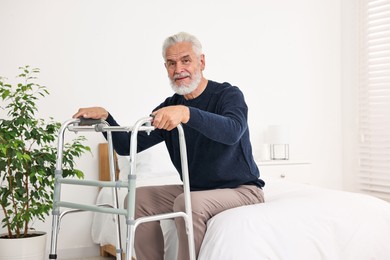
top-left (0, 231), bottom-right (47, 260)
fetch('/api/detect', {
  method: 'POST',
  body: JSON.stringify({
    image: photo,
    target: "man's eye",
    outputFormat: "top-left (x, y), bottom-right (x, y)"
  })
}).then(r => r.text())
top-left (167, 62), bottom-right (175, 67)
top-left (183, 59), bottom-right (190, 64)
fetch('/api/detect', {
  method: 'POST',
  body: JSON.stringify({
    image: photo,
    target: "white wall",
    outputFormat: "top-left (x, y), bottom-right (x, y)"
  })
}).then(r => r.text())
top-left (0, 0), bottom-right (343, 257)
top-left (341, 0), bottom-right (360, 193)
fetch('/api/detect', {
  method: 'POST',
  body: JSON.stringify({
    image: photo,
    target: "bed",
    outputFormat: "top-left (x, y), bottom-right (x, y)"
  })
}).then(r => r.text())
top-left (92, 142), bottom-right (390, 260)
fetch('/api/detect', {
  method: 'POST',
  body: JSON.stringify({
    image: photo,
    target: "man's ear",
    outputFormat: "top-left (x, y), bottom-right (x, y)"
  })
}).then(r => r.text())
top-left (200, 54), bottom-right (206, 71)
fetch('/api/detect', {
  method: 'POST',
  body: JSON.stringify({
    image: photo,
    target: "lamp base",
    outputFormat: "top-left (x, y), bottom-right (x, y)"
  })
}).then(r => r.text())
top-left (270, 144), bottom-right (289, 160)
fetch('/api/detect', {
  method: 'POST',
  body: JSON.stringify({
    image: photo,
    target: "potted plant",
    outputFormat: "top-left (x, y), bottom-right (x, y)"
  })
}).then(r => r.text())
top-left (0, 66), bottom-right (90, 259)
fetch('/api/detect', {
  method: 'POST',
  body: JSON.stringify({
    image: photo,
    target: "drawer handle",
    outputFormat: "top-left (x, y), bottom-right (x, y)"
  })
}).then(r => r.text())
top-left (280, 174), bottom-right (286, 178)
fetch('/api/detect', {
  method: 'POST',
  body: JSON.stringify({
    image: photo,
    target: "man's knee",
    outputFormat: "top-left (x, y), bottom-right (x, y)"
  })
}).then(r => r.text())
top-left (173, 193), bottom-right (185, 212)
top-left (124, 187), bottom-right (155, 219)
top-left (173, 192), bottom-right (208, 215)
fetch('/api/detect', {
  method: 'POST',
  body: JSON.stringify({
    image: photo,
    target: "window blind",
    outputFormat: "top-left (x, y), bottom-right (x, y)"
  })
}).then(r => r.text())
top-left (358, 0), bottom-right (390, 201)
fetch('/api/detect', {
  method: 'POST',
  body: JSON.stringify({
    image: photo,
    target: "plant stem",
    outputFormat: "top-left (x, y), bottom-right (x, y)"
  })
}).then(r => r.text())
top-left (1, 204), bottom-right (12, 238)
top-left (23, 171), bottom-right (29, 236)
top-left (22, 149), bottom-right (30, 236)
top-left (6, 156), bottom-right (19, 237)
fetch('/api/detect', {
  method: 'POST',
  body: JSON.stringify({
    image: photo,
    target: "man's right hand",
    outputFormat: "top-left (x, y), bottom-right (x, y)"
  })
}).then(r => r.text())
top-left (72, 107), bottom-right (109, 120)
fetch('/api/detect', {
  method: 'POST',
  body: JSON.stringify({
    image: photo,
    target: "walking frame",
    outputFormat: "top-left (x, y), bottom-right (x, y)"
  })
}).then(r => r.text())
top-left (49, 116), bottom-right (196, 260)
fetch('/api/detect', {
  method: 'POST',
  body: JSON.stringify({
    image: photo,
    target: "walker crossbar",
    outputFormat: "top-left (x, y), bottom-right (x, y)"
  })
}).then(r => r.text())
top-left (55, 204), bottom-right (117, 235)
top-left (49, 117), bottom-right (195, 260)
top-left (58, 178), bottom-right (128, 188)
top-left (133, 212), bottom-right (190, 228)
top-left (56, 201), bottom-right (127, 215)
top-left (57, 203), bottom-right (115, 222)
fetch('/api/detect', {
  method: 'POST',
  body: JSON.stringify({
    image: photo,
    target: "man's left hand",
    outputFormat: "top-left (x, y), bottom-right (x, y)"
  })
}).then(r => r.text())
top-left (151, 105), bottom-right (189, 131)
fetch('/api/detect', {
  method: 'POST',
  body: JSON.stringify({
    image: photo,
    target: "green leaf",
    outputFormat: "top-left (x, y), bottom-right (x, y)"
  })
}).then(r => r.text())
top-left (1, 89), bottom-right (10, 99)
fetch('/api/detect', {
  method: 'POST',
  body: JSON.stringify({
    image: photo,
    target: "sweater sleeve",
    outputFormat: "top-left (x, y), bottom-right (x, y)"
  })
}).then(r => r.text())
top-left (185, 86), bottom-right (248, 145)
top-left (102, 114), bottom-right (130, 155)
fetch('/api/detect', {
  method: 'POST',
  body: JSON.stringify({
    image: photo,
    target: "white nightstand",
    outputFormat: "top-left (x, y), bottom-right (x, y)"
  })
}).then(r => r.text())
top-left (256, 160), bottom-right (311, 184)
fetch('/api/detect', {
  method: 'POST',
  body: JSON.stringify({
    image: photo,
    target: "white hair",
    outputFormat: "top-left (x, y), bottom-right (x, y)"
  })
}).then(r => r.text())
top-left (162, 32), bottom-right (203, 61)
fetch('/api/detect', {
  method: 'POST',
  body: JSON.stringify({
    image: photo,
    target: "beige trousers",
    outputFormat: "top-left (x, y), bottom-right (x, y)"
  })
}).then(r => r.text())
top-left (126, 184), bottom-right (264, 260)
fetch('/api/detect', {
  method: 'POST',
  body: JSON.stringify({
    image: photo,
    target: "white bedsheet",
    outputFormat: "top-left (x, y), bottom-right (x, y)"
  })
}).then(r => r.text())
top-left (91, 180), bottom-right (390, 260)
top-left (198, 180), bottom-right (390, 260)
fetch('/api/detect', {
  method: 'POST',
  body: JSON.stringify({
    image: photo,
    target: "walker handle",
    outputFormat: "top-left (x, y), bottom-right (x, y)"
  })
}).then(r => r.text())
top-left (78, 117), bottom-right (105, 126)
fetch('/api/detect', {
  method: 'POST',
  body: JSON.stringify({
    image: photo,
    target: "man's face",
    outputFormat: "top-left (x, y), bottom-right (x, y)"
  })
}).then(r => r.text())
top-left (165, 42), bottom-right (204, 95)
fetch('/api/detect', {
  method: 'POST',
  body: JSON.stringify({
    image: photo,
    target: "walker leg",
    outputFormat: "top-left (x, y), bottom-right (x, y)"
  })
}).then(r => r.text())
top-left (185, 216), bottom-right (196, 260)
top-left (107, 131), bottom-right (124, 259)
top-left (49, 214), bottom-right (60, 259)
top-left (49, 168), bottom-right (63, 259)
top-left (126, 222), bottom-right (136, 260)
top-left (113, 188), bottom-right (123, 260)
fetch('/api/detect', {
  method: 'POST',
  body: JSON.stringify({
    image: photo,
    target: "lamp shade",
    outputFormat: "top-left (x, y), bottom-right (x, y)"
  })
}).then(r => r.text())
top-left (266, 125), bottom-right (289, 144)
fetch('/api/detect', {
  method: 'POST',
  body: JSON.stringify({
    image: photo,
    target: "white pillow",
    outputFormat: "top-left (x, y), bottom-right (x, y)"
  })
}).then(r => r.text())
top-left (117, 142), bottom-right (178, 181)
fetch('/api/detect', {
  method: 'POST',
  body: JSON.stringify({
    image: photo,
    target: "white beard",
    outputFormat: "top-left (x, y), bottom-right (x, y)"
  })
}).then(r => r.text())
top-left (170, 70), bottom-right (202, 95)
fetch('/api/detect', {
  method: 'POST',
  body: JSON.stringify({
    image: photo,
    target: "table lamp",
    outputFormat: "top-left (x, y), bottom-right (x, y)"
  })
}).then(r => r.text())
top-left (266, 125), bottom-right (289, 160)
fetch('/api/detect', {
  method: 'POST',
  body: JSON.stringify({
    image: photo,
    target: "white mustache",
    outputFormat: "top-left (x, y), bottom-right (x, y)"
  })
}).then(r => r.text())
top-left (173, 72), bottom-right (190, 80)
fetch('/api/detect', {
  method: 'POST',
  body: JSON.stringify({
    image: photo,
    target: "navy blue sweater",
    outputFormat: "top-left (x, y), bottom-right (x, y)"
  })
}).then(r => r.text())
top-left (106, 80), bottom-right (265, 191)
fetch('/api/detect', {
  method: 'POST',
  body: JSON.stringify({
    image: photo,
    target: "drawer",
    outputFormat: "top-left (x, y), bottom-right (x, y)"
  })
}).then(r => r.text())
top-left (257, 161), bottom-right (311, 184)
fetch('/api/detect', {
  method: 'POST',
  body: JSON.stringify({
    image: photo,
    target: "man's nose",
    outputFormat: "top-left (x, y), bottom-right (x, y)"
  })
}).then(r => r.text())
top-left (174, 62), bottom-right (184, 73)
